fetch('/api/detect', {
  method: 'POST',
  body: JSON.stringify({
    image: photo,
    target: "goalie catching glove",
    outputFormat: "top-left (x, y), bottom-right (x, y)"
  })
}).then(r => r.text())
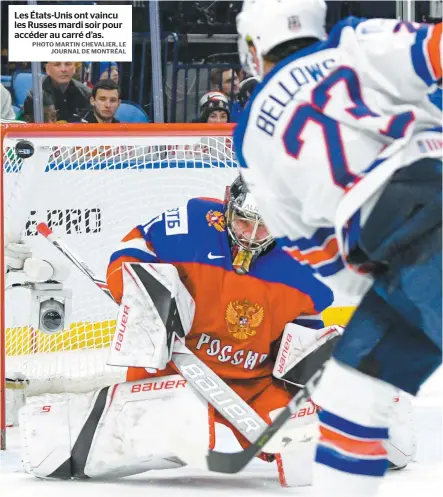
top-left (108, 262), bottom-right (195, 371)
top-left (5, 242), bottom-right (69, 282)
top-left (273, 323), bottom-right (343, 386)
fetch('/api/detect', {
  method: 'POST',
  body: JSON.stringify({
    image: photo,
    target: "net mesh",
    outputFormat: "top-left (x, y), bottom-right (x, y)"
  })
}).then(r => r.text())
top-left (3, 127), bottom-right (238, 396)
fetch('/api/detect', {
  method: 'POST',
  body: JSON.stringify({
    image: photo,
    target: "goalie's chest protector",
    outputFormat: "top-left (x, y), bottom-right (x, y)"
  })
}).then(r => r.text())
top-left (154, 198), bottom-right (332, 380)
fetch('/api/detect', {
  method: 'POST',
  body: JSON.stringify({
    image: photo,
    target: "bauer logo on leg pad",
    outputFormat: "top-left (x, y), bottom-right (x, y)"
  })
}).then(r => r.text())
top-left (131, 379), bottom-right (187, 392)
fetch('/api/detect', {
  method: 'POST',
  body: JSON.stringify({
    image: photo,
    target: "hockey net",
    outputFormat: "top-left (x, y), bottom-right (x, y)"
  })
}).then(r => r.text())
top-left (0, 122), bottom-right (238, 446)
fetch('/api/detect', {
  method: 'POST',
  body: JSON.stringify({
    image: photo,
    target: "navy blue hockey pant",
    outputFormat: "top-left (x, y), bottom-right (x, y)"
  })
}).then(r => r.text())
top-left (333, 158), bottom-right (442, 395)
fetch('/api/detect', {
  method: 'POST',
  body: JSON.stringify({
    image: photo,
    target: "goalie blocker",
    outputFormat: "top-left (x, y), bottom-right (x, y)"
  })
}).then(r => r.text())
top-left (107, 262), bottom-right (195, 371)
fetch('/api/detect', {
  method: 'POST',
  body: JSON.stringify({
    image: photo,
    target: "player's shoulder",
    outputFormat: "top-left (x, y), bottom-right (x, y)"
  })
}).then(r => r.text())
top-left (253, 247), bottom-right (334, 312)
top-left (139, 197), bottom-right (227, 261)
top-left (330, 16), bottom-right (416, 43)
top-left (327, 16), bottom-right (370, 41)
top-left (185, 196), bottom-right (226, 233)
top-left (142, 197), bottom-right (224, 236)
top-left (187, 196), bottom-right (224, 215)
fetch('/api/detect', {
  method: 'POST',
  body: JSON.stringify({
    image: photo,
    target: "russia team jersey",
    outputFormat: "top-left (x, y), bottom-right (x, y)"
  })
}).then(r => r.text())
top-left (234, 17), bottom-right (442, 293)
top-left (107, 197), bottom-right (333, 381)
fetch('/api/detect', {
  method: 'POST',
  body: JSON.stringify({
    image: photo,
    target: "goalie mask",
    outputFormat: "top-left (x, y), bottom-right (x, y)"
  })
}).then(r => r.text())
top-left (225, 175), bottom-right (274, 274)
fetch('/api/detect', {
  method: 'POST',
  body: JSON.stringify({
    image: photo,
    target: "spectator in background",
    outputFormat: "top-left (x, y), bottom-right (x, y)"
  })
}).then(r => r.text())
top-left (169, 91), bottom-right (232, 160)
top-left (237, 76), bottom-right (259, 109)
top-left (21, 91), bottom-right (57, 123)
top-left (1, 83), bottom-right (16, 120)
top-left (98, 62), bottom-right (119, 84)
top-left (24, 62), bottom-right (91, 122)
top-left (210, 67), bottom-right (242, 122)
top-left (85, 61), bottom-right (119, 88)
top-left (82, 79), bottom-right (121, 123)
top-left (199, 91), bottom-right (230, 123)
top-left (73, 62), bottom-right (85, 82)
top-left (210, 67), bottom-right (240, 99)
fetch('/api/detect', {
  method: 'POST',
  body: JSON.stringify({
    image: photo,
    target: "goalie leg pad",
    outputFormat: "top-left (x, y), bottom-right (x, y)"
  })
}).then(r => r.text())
top-left (5, 373), bottom-right (28, 427)
top-left (20, 375), bottom-right (210, 479)
top-left (270, 400), bottom-right (319, 487)
top-left (384, 392), bottom-right (416, 469)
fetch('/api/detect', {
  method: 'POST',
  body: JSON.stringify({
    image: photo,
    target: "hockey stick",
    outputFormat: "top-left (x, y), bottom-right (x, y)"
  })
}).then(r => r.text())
top-left (36, 223), bottom-right (270, 445)
top-left (37, 223), bottom-right (329, 473)
top-left (206, 364), bottom-right (325, 473)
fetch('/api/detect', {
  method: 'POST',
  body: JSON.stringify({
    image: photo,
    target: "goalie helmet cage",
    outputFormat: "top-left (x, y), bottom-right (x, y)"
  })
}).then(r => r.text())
top-left (0, 122), bottom-right (238, 449)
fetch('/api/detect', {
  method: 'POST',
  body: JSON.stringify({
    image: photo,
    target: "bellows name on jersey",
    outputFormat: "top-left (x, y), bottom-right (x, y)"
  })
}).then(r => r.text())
top-left (257, 52), bottom-right (336, 137)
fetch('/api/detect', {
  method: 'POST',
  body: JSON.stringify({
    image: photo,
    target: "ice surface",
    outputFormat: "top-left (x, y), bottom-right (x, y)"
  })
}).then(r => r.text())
top-left (1, 370), bottom-right (442, 497)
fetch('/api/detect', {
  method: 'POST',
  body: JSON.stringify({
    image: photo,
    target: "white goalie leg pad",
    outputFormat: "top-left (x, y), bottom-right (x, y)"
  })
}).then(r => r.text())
top-left (20, 375), bottom-right (210, 479)
top-left (5, 373), bottom-right (28, 427)
top-left (108, 262), bottom-right (195, 371)
top-left (270, 400), bottom-right (319, 487)
top-left (384, 391), bottom-right (416, 469)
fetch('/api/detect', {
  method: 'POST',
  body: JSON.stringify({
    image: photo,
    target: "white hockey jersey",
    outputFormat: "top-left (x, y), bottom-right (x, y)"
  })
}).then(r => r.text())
top-left (234, 17), bottom-right (442, 295)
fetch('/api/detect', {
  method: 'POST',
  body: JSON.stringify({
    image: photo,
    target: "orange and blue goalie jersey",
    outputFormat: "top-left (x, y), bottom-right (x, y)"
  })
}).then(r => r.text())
top-left (107, 197), bottom-right (333, 444)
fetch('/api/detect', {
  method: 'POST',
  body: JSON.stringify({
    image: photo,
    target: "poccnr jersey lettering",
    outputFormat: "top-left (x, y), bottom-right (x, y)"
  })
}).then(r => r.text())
top-left (107, 197), bottom-right (333, 382)
top-left (234, 17), bottom-right (442, 291)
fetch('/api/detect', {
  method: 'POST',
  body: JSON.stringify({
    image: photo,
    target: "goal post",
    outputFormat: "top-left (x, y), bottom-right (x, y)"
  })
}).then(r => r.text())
top-left (0, 122), bottom-right (238, 449)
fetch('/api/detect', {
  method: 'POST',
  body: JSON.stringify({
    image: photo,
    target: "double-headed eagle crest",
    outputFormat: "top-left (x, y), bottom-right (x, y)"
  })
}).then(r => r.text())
top-left (206, 210), bottom-right (226, 232)
top-left (225, 299), bottom-right (264, 340)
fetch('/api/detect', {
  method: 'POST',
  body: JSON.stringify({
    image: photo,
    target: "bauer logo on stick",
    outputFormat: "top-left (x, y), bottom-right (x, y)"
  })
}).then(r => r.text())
top-left (15, 140), bottom-right (34, 159)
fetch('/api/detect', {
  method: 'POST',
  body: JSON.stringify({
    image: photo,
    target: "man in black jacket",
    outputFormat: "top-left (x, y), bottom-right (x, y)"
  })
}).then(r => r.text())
top-left (24, 62), bottom-right (91, 123)
top-left (82, 79), bottom-right (121, 123)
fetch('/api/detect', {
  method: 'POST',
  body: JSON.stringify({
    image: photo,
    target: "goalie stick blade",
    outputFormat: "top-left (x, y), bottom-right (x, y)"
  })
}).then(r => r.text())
top-left (206, 363), bottom-right (325, 473)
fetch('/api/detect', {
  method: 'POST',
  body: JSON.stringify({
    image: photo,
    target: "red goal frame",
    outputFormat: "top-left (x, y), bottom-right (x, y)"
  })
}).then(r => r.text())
top-left (0, 122), bottom-right (235, 449)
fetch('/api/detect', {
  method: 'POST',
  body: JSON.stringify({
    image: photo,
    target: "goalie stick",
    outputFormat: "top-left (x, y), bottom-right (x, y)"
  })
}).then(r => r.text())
top-left (36, 223), bottom-right (330, 473)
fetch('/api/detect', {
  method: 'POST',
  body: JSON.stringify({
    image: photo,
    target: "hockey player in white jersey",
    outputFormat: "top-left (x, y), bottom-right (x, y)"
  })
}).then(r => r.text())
top-left (235, 0), bottom-right (442, 495)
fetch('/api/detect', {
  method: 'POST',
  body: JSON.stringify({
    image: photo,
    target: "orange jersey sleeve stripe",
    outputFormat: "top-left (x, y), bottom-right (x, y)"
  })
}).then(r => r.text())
top-left (122, 227), bottom-right (144, 242)
top-left (427, 23), bottom-right (442, 79)
top-left (287, 236), bottom-right (339, 266)
top-left (319, 426), bottom-right (387, 457)
top-left (121, 227), bottom-right (155, 254)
